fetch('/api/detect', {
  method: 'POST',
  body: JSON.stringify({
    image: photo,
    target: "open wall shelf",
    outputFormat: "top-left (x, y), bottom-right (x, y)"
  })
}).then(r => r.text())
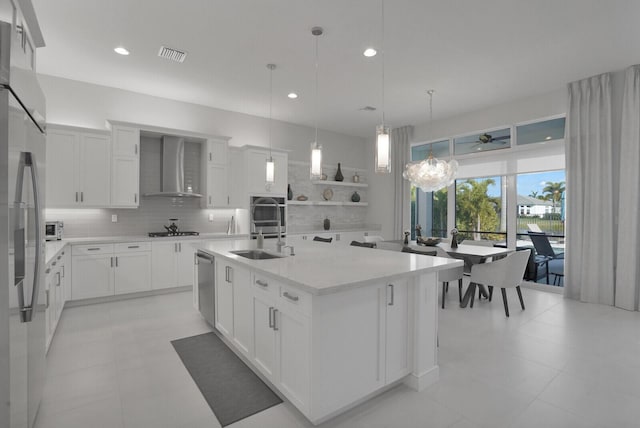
top-left (311, 180), bottom-right (368, 188)
top-left (288, 200), bottom-right (368, 207)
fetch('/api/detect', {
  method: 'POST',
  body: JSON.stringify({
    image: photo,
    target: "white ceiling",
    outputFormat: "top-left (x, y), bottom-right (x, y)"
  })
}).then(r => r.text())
top-left (31, 0), bottom-right (640, 138)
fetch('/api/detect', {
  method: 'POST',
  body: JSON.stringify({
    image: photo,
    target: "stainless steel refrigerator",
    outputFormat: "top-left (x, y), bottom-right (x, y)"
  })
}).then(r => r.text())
top-left (0, 17), bottom-right (47, 428)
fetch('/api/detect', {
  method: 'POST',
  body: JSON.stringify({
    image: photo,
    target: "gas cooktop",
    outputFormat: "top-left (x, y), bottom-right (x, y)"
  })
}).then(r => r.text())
top-left (148, 231), bottom-right (200, 237)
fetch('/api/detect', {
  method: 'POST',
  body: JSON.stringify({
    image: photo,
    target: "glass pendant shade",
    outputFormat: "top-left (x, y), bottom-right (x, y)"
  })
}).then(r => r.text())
top-left (310, 142), bottom-right (322, 179)
top-left (403, 154), bottom-right (458, 192)
top-left (375, 124), bottom-right (391, 174)
top-left (265, 157), bottom-right (275, 185)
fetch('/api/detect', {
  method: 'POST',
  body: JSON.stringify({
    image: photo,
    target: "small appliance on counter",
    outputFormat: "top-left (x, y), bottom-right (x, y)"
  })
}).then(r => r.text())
top-left (46, 221), bottom-right (64, 241)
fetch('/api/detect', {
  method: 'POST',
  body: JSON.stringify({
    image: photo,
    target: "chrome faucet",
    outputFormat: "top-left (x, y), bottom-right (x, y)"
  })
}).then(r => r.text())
top-left (252, 197), bottom-right (285, 252)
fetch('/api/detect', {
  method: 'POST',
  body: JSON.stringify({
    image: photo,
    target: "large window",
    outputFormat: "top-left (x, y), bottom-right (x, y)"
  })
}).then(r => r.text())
top-left (455, 176), bottom-right (506, 241)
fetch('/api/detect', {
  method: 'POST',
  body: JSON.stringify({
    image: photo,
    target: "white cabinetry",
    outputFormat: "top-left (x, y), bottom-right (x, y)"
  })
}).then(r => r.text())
top-left (383, 280), bottom-right (411, 383)
top-left (71, 245), bottom-right (115, 300)
top-left (45, 248), bottom-right (70, 350)
top-left (246, 148), bottom-right (288, 195)
top-left (46, 126), bottom-right (111, 208)
top-left (202, 139), bottom-right (231, 208)
top-left (151, 241), bottom-right (198, 290)
top-left (110, 125), bottom-right (140, 208)
top-left (113, 243), bottom-right (152, 294)
top-left (250, 274), bottom-right (311, 411)
top-left (71, 243), bottom-right (153, 300)
top-left (215, 260), bottom-right (235, 338)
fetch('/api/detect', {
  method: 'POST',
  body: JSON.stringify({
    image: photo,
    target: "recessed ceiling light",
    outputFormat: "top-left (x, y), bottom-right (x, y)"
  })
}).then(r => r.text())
top-left (114, 46), bottom-right (130, 56)
top-left (545, 136), bottom-right (552, 140)
top-left (363, 48), bottom-right (377, 57)
top-left (287, 93), bottom-right (298, 99)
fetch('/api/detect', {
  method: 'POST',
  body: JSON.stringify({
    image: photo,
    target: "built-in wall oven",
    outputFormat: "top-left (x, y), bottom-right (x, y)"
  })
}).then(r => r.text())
top-left (250, 196), bottom-right (286, 239)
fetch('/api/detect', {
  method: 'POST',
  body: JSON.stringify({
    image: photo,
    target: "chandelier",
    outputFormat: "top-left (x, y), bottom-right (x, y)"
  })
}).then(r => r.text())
top-left (403, 90), bottom-right (458, 192)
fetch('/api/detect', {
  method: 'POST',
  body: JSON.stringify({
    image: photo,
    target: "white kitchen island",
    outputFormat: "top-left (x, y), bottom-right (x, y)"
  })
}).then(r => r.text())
top-left (195, 240), bottom-right (463, 425)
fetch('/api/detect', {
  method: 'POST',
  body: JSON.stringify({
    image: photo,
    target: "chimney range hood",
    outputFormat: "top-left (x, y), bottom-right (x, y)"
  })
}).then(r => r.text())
top-left (143, 135), bottom-right (202, 198)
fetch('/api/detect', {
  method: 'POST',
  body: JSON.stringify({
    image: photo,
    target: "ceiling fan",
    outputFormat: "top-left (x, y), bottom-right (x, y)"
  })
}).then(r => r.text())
top-left (467, 133), bottom-right (510, 150)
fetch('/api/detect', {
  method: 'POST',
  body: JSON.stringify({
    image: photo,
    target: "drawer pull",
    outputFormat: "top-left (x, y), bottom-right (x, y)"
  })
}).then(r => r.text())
top-left (255, 279), bottom-right (268, 288)
top-left (283, 291), bottom-right (299, 302)
top-left (128, 245), bottom-right (139, 249)
top-left (57, 255), bottom-right (62, 260)
top-left (51, 261), bottom-right (57, 266)
top-left (87, 248), bottom-right (101, 251)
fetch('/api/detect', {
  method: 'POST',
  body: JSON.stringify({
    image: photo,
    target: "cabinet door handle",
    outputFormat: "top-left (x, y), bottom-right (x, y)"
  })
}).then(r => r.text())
top-left (179, 243), bottom-right (182, 252)
top-left (268, 307), bottom-right (274, 328)
top-left (209, 195), bottom-right (212, 205)
top-left (225, 266), bottom-right (228, 282)
top-left (227, 196), bottom-right (230, 205)
top-left (134, 144), bottom-right (138, 155)
top-left (88, 248), bottom-right (101, 251)
top-left (255, 279), bottom-right (268, 288)
top-left (45, 289), bottom-right (49, 309)
top-left (209, 152), bottom-right (212, 162)
top-left (115, 256), bottom-right (118, 267)
top-left (110, 257), bottom-right (114, 268)
top-left (128, 245), bottom-right (139, 249)
top-left (134, 193), bottom-right (137, 203)
top-left (62, 265), bottom-right (65, 278)
top-left (81, 191), bottom-right (84, 202)
top-left (51, 261), bottom-right (57, 266)
top-left (56, 272), bottom-right (61, 286)
top-left (226, 266), bottom-right (232, 283)
top-left (388, 284), bottom-right (394, 306)
top-left (75, 191), bottom-right (78, 202)
top-left (273, 309), bottom-right (279, 331)
top-left (283, 291), bottom-right (299, 302)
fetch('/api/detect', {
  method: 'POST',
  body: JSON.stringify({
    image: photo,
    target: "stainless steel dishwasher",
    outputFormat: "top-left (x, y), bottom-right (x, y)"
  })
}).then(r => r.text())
top-left (196, 251), bottom-right (216, 328)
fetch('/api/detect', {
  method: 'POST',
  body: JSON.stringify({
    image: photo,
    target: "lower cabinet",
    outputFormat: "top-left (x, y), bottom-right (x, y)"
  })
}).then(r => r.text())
top-left (45, 248), bottom-right (70, 351)
top-left (72, 243), bottom-right (152, 300)
top-left (383, 279), bottom-right (411, 383)
top-left (151, 241), bottom-right (199, 290)
top-left (215, 260), bottom-right (235, 338)
top-left (113, 244), bottom-right (152, 294)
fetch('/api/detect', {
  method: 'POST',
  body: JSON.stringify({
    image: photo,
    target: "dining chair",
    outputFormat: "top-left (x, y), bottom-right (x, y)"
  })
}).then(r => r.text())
top-left (350, 241), bottom-right (376, 248)
top-left (528, 232), bottom-right (564, 284)
top-left (469, 249), bottom-right (530, 317)
top-left (313, 236), bottom-right (333, 243)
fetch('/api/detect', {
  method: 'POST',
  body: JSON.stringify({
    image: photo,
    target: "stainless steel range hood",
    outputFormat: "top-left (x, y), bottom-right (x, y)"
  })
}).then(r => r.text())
top-left (144, 136), bottom-right (202, 198)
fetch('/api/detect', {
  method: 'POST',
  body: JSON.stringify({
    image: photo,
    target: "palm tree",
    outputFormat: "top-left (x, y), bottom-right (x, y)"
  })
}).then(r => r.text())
top-left (456, 179), bottom-right (501, 240)
top-left (529, 191), bottom-right (539, 199)
top-left (542, 181), bottom-right (565, 212)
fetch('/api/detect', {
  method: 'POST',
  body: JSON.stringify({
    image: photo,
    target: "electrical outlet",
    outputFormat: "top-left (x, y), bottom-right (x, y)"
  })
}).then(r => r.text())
top-left (111, 214), bottom-right (118, 223)
top-left (208, 214), bottom-right (214, 222)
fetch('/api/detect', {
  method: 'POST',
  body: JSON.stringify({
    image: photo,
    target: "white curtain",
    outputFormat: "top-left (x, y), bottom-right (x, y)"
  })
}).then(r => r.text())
top-left (615, 65), bottom-right (640, 311)
top-left (565, 73), bottom-right (615, 305)
top-left (392, 126), bottom-right (413, 240)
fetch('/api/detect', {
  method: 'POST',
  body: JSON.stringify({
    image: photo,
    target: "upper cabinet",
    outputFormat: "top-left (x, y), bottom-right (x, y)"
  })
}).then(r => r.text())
top-left (110, 125), bottom-right (140, 208)
top-left (46, 126), bottom-right (111, 208)
top-left (202, 138), bottom-right (231, 209)
top-left (246, 148), bottom-right (288, 196)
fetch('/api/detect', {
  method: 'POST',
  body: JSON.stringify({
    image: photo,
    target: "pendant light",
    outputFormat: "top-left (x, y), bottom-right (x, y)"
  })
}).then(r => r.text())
top-left (403, 90), bottom-right (458, 192)
top-left (265, 63), bottom-right (276, 189)
top-left (374, 0), bottom-right (391, 174)
top-left (310, 27), bottom-right (323, 180)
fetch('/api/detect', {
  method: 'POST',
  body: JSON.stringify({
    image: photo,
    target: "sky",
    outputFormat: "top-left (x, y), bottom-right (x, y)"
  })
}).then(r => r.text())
top-left (463, 170), bottom-right (566, 197)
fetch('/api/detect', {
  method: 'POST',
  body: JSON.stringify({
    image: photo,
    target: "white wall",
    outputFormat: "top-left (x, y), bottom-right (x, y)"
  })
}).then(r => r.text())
top-left (38, 74), bottom-right (368, 166)
top-left (367, 88), bottom-right (568, 240)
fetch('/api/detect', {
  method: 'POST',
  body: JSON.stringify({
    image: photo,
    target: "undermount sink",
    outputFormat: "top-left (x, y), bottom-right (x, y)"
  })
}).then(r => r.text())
top-left (230, 250), bottom-right (285, 260)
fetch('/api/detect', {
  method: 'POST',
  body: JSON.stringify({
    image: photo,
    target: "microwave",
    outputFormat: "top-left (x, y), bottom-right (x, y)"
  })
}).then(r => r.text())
top-left (45, 221), bottom-right (64, 241)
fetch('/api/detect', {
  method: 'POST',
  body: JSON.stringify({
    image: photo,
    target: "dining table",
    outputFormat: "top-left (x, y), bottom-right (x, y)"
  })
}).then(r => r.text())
top-left (435, 243), bottom-right (514, 308)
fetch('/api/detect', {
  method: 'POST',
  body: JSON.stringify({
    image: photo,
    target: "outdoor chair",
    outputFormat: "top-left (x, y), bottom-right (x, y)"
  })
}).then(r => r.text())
top-left (528, 232), bottom-right (564, 284)
top-left (469, 249), bottom-right (530, 317)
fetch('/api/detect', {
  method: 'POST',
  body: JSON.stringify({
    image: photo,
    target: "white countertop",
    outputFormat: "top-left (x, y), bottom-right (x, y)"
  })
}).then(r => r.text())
top-left (44, 233), bottom-right (247, 264)
top-left (196, 239), bottom-right (463, 296)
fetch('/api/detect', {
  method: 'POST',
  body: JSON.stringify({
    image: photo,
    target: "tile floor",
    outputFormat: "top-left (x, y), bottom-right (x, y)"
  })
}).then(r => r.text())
top-left (35, 285), bottom-right (640, 428)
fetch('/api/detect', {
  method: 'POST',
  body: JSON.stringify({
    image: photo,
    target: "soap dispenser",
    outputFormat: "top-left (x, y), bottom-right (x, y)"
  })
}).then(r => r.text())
top-left (257, 228), bottom-right (264, 249)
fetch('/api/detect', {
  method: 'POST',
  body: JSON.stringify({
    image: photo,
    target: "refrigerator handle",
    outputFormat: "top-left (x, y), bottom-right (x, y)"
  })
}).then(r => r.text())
top-left (18, 152), bottom-right (42, 323)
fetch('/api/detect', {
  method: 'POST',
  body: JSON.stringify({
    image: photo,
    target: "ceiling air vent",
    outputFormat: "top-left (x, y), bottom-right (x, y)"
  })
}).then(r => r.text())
top-left (158, 46), bottom-right (187, 63)
top-left (359, 106), bottom-right (377, 111)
